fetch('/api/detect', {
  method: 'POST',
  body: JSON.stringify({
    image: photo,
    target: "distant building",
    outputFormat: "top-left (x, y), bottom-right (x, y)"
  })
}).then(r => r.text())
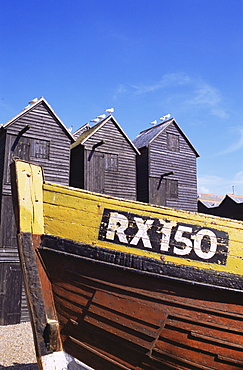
top-left (0, 97), bottom-right (74, 324)
top-left (133, 118), bottom-right (199, 211)
top-left (198, 193), bottom-right (243, 221)
top-left (70, 115), bottom-right (139, 200)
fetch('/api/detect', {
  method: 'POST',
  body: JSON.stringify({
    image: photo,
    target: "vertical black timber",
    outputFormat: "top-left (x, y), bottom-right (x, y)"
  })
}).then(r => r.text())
top-left (136, 147), bottom-right (149, 203)
top-left (69, 145), bottom-right (84, 188)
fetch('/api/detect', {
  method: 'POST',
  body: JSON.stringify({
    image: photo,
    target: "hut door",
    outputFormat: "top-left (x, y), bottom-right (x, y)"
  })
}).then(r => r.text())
top-left (0, 263), bottom-right (22, 325)
top-left (150, 176), bottom-right (166, 206)
top-left (10, 135), bottom-right (30, 160)
top-left (0, 196), bottom-right (17, 248)
top-left (6, 137), bottom-right (31, 184)
top-left (87, 151), bottom-right (104, 193)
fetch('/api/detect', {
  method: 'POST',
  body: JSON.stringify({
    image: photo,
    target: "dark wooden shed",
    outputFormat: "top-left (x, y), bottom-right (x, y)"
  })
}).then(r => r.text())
top-left (133, 118), bottom-right (199, 212)
top-left (70, 115), bottom-right (139, 200)
top-left (0, 97), bottom-right (74, 324)
top-left (198, 193), bottom-right (243, 221)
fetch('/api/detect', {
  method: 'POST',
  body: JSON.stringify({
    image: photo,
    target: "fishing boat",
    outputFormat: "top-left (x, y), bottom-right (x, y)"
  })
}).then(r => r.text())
top-left (11, 160), bottom-right (243, 370)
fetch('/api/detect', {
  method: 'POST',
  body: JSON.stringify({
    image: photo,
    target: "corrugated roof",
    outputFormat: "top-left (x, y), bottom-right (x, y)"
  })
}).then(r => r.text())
top-left (198, 193), bottom-right (224, 208)
top-left (133, 118), bottom-right (199, 157)
top-left (198, 193), bottom-right (243, 208)
top-left (226, 194), bottom-right (243, 204)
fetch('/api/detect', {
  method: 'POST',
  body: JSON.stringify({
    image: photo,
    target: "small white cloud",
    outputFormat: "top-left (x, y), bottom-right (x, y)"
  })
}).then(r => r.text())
top-left (198, 186), bottom-right (210, 193)
top-left (198, 172), bottom-right (243, 196)
top-left (112, 72), bottom-right (191, 98)
top-left (187, 81), bottom-right (229, 119)
top-left (113, 72), bottom-right (229, 119)
top-left (198, 175), bottom-right (224, 195)
top-left (112, 84), bottom-right (128, 100)
top-left (233, 171), bottom-right (243, 187)
top-left (130, 72), bottom-right (192, 95)
top-left (190, 83), bottom-right (220, 107)
top-left (219, 127), bottom-right (243, 154)
top-left (210, 108), bottom-right (229, 119)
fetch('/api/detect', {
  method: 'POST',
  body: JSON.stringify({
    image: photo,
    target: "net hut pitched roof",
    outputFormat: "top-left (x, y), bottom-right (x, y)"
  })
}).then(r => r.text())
top-left (0, 97), bottom-right (75, 142)
top-left (197, 193), bottom-right (224, 208)
top-left (198, 193), bottom-right (243, 208)
top-left (71, 114), bottom-right (140, 154)
top-left (226, 194), bottom-right (243, 204)
top-left (133, 118), bottom-right (199, 157)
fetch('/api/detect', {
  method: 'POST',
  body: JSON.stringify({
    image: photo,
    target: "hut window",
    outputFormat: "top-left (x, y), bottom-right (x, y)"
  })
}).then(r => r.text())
top-left (166, 179), bottom-right (178, 198)
top-left (167, 133), bottom-right (179, 152)
top-left (105, 153), bottom-right (118, 171)
top-left (31, 139), bottom-right (50, 159)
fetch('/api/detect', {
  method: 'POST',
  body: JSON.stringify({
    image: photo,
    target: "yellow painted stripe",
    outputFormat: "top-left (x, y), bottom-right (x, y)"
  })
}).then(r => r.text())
top-left (42, 182), bottom-right (243, 276)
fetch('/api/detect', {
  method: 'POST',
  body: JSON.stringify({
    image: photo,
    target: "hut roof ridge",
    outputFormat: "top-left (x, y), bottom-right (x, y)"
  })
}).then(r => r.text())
top-left (198, 192), bottom-right (243, 209)
top-left (133, 118), bottom-right (199, 157)
top-left (71, 115), bottom-right (140, 154)
top-left (1, 97), bottom-right (75, 142)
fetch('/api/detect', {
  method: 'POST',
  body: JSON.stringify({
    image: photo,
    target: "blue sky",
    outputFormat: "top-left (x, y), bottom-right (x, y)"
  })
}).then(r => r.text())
top-left (1, 0), bottom-right (243, 195)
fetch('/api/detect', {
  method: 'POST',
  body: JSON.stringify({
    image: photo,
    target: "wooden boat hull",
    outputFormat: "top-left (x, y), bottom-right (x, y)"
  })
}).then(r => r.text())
top-left (36, 234), bottom-right (243, 370)
top-left (11, 161), bottom-right (243, 369)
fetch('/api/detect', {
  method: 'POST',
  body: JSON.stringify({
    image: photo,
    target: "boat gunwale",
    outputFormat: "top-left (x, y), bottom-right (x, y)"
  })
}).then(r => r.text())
top-left (42, 182), bottom-right (243, 230)
top-left (39, 233), bottom-right (243, 294)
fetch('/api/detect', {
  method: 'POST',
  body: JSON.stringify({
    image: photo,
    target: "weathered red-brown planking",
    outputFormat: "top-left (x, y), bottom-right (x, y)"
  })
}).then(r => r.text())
top-left (38, 235), bottom-right (243, 370)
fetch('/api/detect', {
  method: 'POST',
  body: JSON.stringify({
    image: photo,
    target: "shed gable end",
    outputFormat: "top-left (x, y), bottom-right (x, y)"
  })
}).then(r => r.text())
top-left (135, 120), bottom-right (198, 212)
top-left (3, 101), bottom-right (72, 189)
top-left (71, 118), bottom-right (137, 200)
top-left (84, 119), bottom-right (136, 153)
